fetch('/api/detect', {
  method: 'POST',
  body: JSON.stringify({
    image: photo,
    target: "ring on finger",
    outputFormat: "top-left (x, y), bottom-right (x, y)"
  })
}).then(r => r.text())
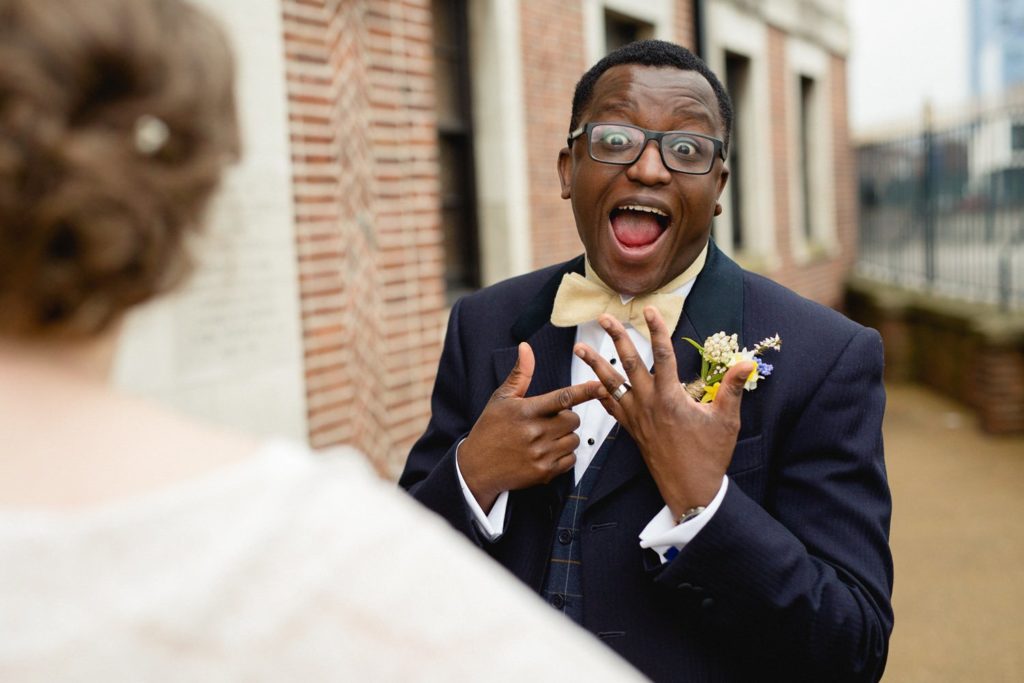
top-left (611, 381), bottom-right (631, 401)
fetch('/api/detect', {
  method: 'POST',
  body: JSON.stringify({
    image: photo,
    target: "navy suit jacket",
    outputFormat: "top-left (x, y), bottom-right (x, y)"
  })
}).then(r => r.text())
top-left (400, 244), bottom-right (894, 682)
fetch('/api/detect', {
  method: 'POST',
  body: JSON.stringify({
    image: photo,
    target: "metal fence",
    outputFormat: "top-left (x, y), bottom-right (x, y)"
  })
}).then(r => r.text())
top-left (856, 94), bottom-right (1024, 311)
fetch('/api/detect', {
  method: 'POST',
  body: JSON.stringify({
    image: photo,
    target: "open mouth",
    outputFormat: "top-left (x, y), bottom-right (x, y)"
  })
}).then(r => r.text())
top-left (610, 204), bottom-right (670, 249)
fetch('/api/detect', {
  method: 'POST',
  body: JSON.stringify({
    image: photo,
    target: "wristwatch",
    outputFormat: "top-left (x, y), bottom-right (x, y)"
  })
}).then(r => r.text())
top-left (676, 506), bottom-right (706, 525)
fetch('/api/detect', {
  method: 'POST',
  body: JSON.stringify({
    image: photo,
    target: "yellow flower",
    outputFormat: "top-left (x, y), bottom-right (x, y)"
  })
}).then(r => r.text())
top-left (727, 349), bottom-right (761, 390)
top-left (701, 382), bottom-right (721, 403)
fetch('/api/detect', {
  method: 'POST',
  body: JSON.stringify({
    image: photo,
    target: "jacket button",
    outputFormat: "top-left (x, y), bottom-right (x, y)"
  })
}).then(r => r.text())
top-left (557, 529), bottom-right (573, 544)
top-left (701, 597), bottom-right (715, 610)
top-left (551, 594), bottom-right (565, 609)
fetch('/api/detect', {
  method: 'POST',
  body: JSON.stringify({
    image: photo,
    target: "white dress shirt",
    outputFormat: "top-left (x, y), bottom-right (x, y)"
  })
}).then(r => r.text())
top-left (455, 277), bottom-right (728, 563)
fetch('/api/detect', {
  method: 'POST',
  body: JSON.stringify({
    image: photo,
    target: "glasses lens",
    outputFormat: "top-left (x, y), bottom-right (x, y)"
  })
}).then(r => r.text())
top-left (662, 133), bottom-right (714, 173)
top-left (589, 124), bottom-right (644, 163)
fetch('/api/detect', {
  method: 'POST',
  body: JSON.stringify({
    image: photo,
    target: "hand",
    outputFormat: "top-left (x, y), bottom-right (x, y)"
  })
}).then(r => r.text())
top-left (573, 307), bottom-right (754, 521)
top-left (459, 342), bottom-right (606, 512)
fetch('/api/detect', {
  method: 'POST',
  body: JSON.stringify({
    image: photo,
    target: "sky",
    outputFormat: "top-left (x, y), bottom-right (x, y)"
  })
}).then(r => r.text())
top-left (847, 0), bottom-right (969, 132)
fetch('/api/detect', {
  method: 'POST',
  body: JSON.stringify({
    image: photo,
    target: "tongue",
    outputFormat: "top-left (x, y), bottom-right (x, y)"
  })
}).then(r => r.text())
top-left (611, 211), bottom-right (663, 247)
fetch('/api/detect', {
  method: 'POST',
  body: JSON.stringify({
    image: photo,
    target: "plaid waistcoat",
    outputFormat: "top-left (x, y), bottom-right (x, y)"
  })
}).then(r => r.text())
top-left (540, 426), bottom-right (618, 623)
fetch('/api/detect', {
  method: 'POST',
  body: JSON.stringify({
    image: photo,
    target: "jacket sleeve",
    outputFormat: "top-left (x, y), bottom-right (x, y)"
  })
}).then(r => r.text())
top-left (655, 326), bottom-right (894, 682)
top-left (398, 299), bottom-right (491, 545)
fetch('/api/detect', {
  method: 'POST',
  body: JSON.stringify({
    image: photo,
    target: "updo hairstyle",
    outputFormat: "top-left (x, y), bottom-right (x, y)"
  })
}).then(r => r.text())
top-left (0, 0), bottom-right (240, 338)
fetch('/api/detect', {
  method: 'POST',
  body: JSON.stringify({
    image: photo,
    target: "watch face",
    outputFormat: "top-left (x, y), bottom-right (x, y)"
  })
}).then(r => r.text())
top-left (677, 506), bottom-right (706, 524)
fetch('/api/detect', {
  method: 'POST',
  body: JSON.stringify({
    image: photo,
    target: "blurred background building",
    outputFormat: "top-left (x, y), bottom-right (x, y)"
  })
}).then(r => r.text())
top-left (114, 0), bottom-right (858, 473)
top-left (849, 0), bottom-right (1024, 435)
top-left (971, 0), bottom-right (1024, 98)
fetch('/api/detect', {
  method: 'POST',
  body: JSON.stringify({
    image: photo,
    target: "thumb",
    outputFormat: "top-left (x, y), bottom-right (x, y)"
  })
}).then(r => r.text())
top-left (713, 361), bottom-right (754, 415)
top-left (497, 342), bottom-right (535, 399)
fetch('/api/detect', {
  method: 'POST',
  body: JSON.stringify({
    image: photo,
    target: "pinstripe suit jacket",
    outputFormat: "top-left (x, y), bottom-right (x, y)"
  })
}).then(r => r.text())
top-left (400, 243), bottom-right (893, 682)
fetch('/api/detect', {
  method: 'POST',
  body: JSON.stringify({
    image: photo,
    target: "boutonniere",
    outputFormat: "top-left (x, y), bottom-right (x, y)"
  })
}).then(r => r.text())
top-left (682, 332), bottom-right (782, 403)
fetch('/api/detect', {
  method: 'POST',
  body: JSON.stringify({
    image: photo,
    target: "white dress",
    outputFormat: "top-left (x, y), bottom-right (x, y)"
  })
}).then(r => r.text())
top-left (0, 441), bottom-right (644, 682)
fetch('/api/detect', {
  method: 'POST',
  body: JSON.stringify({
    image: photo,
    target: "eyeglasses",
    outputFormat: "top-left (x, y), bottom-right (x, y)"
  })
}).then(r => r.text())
top-left (567, 122), bottom-right (725, 175)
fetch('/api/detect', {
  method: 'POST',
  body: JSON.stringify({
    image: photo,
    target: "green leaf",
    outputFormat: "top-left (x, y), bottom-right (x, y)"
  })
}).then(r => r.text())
top-left (682, 337), bottom-right (704, 353)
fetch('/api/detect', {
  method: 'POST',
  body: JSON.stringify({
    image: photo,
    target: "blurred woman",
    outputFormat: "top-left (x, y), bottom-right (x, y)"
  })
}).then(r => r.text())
top-left (0, 0), bottom-right (641, 679)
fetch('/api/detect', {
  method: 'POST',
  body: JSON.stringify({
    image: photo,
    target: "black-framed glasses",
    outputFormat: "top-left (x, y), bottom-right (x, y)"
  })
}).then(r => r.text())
top-left (567, 122), bottom-right (725, 175)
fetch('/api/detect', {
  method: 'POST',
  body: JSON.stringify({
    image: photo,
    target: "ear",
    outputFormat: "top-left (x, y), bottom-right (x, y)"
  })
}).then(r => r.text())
top-left (557, 147), bottom-right (573, 199)
top-left (713, 164), bottom-right (730, 216)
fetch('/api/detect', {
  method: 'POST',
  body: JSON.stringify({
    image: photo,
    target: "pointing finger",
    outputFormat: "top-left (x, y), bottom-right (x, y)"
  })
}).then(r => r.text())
top-left (528, 379), bottom-right (606, 416)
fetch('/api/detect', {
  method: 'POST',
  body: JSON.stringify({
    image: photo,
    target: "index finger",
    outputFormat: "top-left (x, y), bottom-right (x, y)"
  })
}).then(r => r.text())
top-left (643, 306), bottom-right (680, 395)
top-left (527, 379), bottom-right (606, 416)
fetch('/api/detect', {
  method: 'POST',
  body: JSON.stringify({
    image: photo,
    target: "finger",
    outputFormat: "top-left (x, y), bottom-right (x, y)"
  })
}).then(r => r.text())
top-left (553, 408), bottom-right (582, 435)
top-left (529, 379), bottom-right (605, 416)
top-left (552, 432), bottom-right (581, 457)
top-left (495, 342), bottom-right (534, 399)
top-left (713, 361), bottom-right (755, 420)
top-left (597, 315), bottom-right (652, 392)
top-left (551, 451), bottom-right (577, 477)
top-left (596, 395), bottom-right (628, 425)
top-left (644, 306), bottom-right (680, 396)
top-left (573, 342), bottom-right (630, 401)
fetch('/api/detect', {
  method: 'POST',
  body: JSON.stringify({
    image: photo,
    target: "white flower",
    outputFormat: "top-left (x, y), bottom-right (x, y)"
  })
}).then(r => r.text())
top-left (704, 332), bottom-right (739, 364)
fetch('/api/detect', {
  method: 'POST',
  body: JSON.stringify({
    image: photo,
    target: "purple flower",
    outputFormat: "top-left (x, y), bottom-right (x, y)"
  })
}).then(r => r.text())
top-left (756, 358), bottom-right (773, 377)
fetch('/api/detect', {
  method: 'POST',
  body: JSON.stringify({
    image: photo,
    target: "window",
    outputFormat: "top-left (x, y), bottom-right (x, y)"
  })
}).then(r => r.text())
top-left (798, 75), bottom-right (816, 242)
top-left (724, 52), bottom-right (750, 252)
top-left (1012, 122), bottom-right (1024, 151)
top-left (604, 9), bottom-right (653, 53)
top-left (432, 0), bottom-right (480, 296)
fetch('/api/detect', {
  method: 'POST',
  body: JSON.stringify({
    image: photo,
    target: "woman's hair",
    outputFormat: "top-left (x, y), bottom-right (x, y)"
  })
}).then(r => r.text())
top-left (0, 0), bottom-right (239, 338)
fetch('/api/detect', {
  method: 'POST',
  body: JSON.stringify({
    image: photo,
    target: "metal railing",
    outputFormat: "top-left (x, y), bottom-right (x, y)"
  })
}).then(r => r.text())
top-left (856, 94), bottom-right (1024, 311)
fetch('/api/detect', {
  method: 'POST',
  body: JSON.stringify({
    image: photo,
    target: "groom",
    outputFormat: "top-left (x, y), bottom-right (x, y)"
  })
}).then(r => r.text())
top-left (401, 40), bottom-right (893, 682)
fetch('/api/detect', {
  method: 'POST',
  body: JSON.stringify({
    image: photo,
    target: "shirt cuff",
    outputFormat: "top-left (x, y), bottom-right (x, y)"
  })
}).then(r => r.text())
top-left (455, 440), bottom-right (508, 541)
top-left (638, 476), bottom-right (729, 563)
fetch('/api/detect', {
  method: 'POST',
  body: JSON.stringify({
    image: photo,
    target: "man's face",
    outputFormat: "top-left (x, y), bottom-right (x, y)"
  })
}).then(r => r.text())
top-left (558, 64), bottom-right (729, 296)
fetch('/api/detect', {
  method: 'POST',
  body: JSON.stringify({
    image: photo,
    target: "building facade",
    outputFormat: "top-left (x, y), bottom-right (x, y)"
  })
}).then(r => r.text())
top-left (970, 0), bottom-right (1024, 98)
top-left (115, 0), bottom-right (857, 474)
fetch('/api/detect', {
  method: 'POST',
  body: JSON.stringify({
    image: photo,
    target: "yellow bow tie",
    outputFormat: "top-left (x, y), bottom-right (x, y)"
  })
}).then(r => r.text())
top-left (550, 245), bottom-right (707, 341)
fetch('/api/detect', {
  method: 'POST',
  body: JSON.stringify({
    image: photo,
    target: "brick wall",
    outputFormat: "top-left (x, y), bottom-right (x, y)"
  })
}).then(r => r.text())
top-left (282, 0), bottom-right (445, 475)
top-left (674, 0), bottom-right (695, 49)
top-left (847, 281), bottom-right (1024, 434)
top-left (762, 28), bottom-right (855, 310)
top-left (520, 0), bottom-right (586, 269)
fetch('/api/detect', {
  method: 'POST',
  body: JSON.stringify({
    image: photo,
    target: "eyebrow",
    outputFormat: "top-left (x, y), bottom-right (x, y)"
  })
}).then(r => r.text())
top-left (590, 98), bottom-right (718, 130)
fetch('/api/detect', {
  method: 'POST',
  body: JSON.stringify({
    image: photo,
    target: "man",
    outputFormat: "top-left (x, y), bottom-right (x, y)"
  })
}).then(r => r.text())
top-left (401, 40), bottom-right (893, 682)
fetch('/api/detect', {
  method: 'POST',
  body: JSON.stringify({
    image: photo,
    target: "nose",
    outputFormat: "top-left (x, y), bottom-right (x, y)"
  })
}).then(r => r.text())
top-left (625, 140), bottom-right (672, 186)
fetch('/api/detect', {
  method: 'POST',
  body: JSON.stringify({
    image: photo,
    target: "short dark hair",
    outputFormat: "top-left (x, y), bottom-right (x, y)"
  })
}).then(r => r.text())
top-left (569, 39), bottom-right (733, 154)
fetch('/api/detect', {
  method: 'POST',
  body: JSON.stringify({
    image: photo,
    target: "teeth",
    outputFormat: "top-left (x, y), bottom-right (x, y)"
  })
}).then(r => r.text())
top-left (619, 204), bottom-right (668, 217)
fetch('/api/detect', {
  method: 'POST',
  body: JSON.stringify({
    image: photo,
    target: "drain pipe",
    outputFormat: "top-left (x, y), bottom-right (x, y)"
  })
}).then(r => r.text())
top-left (693, 0), bottom-right (707, 58)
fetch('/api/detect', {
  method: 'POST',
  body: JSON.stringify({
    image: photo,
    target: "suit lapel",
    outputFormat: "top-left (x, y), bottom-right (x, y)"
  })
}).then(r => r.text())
top-left (492, 255), bottom-right (584, 390)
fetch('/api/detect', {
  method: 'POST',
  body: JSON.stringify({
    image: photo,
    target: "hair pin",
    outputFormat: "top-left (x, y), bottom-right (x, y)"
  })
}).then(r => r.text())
top-left (133, 114), bottom-right (170, 155)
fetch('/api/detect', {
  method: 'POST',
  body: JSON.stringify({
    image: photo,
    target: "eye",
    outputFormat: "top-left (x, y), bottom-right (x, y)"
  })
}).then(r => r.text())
top-left (668, 138), bottom-right (699, 156)
top-left (600, 130), bottom-right (634, 147)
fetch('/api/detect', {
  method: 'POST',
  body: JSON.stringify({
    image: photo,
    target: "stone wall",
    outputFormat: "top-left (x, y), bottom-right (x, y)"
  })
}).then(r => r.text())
top-left (846, 278), bottom-right (1024, 435)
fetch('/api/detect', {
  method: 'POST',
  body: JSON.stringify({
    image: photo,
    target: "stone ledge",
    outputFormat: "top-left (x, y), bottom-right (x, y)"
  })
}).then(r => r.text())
top-left (845, 277), bottom-right (1024, 435)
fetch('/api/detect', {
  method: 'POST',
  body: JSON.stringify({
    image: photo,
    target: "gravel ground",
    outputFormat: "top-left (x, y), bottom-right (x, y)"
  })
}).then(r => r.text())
top-left (882, 383), bottom-right (1024, 682)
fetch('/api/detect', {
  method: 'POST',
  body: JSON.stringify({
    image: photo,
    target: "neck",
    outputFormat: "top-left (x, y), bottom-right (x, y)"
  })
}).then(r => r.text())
top-left (0, 324), bottom-right (122, 387)
top-left (584, 241), bottom-right (710, 296)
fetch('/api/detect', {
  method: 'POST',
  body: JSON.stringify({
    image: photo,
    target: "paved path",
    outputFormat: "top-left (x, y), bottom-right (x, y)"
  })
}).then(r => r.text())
top-left (882, 383), bottom-right (1024, 682)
